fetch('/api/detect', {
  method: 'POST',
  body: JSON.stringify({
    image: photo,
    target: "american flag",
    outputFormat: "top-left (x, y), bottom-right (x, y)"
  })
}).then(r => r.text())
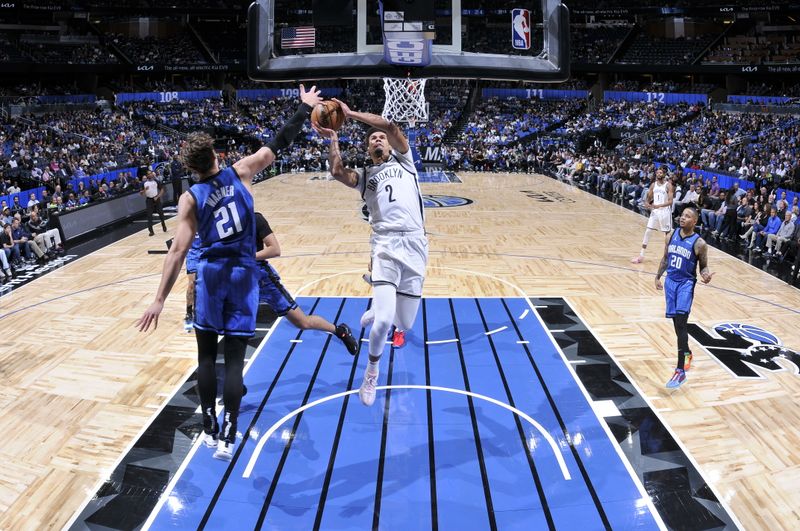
top-left (280, 27), bottom-right (316, 49)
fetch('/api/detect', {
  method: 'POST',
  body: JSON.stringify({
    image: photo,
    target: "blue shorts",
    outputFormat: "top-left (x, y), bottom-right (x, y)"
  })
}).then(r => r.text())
top-left (194, 258), bottom-right (258, 337)
top-left (664, 276), bottom-right (696, 318)
top-left (186, 247), bottom-right (201, 274)
top-left (258, 262), bottom-right (297, 316)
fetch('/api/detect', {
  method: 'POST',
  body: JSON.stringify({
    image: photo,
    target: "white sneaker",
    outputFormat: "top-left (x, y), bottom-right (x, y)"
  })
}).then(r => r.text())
top-left (360, 308), bottom-right (375, 328)
top-left (200, 431), bottom-right (218, 448)
top-left (213, 439), bottom-right (234, 461)
top-left (359, 371), bottom-right (378, 406)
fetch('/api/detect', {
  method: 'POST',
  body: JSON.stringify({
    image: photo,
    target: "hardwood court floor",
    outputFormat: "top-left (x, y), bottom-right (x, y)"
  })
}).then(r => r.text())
top-left (1, 172), bottom-right (799, 530)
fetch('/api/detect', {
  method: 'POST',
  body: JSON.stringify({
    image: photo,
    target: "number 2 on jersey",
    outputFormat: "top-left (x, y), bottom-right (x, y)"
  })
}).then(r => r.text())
top-left (214, 203), bottom-right (243, 238)
top-left (385, 184), bottom-right (396, 203)
top-left (669, 255), bottom-right (683, 269)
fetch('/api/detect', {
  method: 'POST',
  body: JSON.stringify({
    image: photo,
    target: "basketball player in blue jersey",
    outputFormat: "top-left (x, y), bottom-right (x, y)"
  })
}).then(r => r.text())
top-left (655, 206), bottom-right (714, 389)
top-left (254, 211), bottom-right (359, 355)
top-left (314, 99), bottom-right (428, 407)
top-left (137, 84), bottom-right (322, 460)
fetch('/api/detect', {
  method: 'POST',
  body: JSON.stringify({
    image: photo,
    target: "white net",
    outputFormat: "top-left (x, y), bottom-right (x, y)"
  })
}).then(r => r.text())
top-left (382, 77), bottom-right (429, 123)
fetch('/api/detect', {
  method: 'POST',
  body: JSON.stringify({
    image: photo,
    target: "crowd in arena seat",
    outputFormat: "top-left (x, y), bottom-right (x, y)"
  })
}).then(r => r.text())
top-left (571, 26), bottom-right (630, 64)
top-left (562, 101), bottom-right (699, 134)
top-left (618, 33), bottom-right (718, 65)
top-left (621, 111), bottom-right (799, 191)
top-left (110, 31), bottom-right (207, 64)
top-left (3, 75), bottom-right (800, 286)
top-left (704, 28), bottom-right (800, 65)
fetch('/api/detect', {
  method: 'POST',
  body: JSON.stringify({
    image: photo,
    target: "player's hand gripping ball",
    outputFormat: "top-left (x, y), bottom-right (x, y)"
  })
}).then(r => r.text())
top-left (311, 100), bottom-right (345, 131)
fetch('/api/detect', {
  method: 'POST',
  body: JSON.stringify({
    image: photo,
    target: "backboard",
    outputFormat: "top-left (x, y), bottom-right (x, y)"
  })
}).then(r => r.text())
top-left (248, 0), bottom-right (569, 83)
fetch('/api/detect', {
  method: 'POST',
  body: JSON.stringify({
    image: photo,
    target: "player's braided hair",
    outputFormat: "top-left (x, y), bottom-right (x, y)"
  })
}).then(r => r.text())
top-left (181, 132), bottom-right (216, 175)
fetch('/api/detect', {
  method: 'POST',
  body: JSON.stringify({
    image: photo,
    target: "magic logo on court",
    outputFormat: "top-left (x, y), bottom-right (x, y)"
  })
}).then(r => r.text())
top-left (688, 322), bottom-right (800, 379)
top-left (361, 194), bottom-right (472, 220)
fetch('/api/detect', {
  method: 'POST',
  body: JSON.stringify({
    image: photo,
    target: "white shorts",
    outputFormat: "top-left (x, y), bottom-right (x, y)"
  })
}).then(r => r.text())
top-left (370, 231), bottom-right (428, 298)
top-left (647, 208), bottom-right (672, 232)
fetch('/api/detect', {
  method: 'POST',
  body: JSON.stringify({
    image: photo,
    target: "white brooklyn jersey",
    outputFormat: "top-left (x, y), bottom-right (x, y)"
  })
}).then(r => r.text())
top-left (357, 148), bottom-right (425, 233)
top-left (653, 180), bottom-right (670, 211)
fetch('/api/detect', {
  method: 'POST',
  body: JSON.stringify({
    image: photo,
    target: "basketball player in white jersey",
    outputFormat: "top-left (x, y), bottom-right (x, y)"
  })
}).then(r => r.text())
top-left (314, 98), bottom-right (428, 407)
top-left (631, 167), bottom-right (674, 263)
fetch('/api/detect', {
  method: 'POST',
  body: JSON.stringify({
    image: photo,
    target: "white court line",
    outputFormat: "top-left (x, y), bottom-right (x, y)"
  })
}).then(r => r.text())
top-left (242, 384), bottom-right (572, 481)
top-left (549, 329), bottom-right (566, 333)
top-left (289, 339), bottom-right (303, 343)
top-left (426, 338), bottom-right (459, 345)
top-left (532, 305), bottom-right (549, 309)
top-left (485, 326), bottom-right (507, 336)
top-left (516, 340), bottom-right (530, 344)
top-left (519, 309), bottom-right (530, 319)
top-left (140, 318), bottom-right (283, 531)
top-left (569, 360), bottom-right (587, 364)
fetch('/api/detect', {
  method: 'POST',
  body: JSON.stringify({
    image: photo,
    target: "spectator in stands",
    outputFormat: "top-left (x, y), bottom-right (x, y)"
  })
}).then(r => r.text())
top-left (10, 196), bottom-right (23, 217)
top-left (66, 193), bottom-right (78, 209)
top-left (79, 190), bottom-right (92, 206)
top-left (0, 240), bottom-right (11, 283)
top-left (1, 207), bottom-right (12, 226)
top-left (2, 223), bottom-right (22, 269)
top-left (26, 210), bottom-right (63, 255)
top-left (26, 192), bottom-right (39, 213)
top-left (764, 211), bottom-right (795, 258)
top-left (10, 217), bottom-right (47, 264)
top-left (735, 197), bottom-right (754, 236)
top-left (709, 176), bottom-right (720, 197)
top-left (748, 207), bottom-right (781, 252)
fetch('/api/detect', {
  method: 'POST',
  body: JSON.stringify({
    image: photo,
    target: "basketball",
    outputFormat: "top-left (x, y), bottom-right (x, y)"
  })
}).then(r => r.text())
top-left (311, 100), bottom-right (345, 131)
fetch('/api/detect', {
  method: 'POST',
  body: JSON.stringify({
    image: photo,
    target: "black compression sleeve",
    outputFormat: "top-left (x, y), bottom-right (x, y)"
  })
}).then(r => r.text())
top-left (266, 102), bottom-right (313, 155)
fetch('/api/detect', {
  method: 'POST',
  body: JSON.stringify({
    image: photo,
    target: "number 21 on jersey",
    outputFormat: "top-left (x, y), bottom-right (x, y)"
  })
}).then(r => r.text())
top-left (214, 203), bottom-right (243, 238)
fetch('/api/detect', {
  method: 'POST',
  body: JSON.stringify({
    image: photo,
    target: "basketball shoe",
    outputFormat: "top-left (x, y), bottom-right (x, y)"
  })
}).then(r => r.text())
top-left (335, 323), bottom-right (359, 356)
top-left (684, 351), bottom-right (693, 371)
top-left (213, 414), bottom-right (236, 461)
top-left (630, 255), bottom-right (644, 264)
top-left (201, 407), bottom-right (218, 448)
top-left (183, 312), bottom-right (194, 333)
top-left (665, 368), bottom-right (686, 389)
top-left (200, 431), bottom-right (218, 448)
top-left (359, 370), bottom-right (378, 406)
top-left (391, 329), bottom-right (406, 348)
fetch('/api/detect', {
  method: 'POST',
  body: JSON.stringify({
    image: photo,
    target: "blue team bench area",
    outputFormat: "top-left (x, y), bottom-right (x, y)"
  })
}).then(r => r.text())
top-left (144, 296), bottom-right (660, 531)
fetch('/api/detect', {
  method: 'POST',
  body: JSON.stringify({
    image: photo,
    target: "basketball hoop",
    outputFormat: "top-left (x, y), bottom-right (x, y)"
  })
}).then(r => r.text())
top-left (382, 77), bottom-right (429, 124)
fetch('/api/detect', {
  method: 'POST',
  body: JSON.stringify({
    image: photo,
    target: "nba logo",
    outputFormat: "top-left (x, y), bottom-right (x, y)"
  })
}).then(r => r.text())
top-left (511, 8), bottom-right (531, 50)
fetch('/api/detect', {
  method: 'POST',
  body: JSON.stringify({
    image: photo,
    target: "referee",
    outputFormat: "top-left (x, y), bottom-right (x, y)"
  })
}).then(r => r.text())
top-left (140, 170), bottom-right (167, 236)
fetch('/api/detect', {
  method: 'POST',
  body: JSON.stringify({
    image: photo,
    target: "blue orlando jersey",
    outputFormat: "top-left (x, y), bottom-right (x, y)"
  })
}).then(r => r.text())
top-left (188, 167), bottom-right (255, 261)
top-left (666, 229), bottom-right (699, 282)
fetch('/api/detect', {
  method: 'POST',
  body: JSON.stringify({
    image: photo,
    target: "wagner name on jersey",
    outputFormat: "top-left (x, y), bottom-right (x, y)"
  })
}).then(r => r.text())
top-left (357, 148), bottom-right (425, 233)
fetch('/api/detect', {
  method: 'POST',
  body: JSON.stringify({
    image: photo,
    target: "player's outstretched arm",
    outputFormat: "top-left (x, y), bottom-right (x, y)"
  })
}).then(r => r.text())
top-left (137, 192), bottom-right (198, 332)
top-left (313, 125), bottom-right (359, 188)
top-left (234, 84), bottom-right (322, 184)
top-left (695, 238), bottom-right (715, 284)
top-left (654, 237), bottom-right (671, 290)
top-left (331, 98), bottom-right (409, 154)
